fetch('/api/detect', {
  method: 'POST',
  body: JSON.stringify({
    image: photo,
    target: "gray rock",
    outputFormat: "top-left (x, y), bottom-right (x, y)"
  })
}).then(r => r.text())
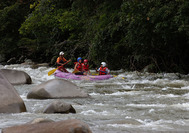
top-left (0, 70), bottom-right (26, 113)
top-left (1, 69), bottom-right (32, 85)
top-left (27, 79), bottom-right (89, 99)
top-left (2, 119), bottom-right (92, 133)
top-left (43, 101), bottom-right (76, 114)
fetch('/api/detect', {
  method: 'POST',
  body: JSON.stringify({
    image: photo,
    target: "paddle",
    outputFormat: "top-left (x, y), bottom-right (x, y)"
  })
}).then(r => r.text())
top-left (72, 69), bottom-right (79, 73)
top-left (48, 68), bottom-right (58, 76)
top-left (48, 60), bottom-right (71, 76)
top-left (99, 70), bottom-right (107, 74)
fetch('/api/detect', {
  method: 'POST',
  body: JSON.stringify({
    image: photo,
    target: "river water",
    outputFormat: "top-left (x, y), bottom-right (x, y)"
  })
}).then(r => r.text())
top-left (0, 64), bottom-right (189, 133)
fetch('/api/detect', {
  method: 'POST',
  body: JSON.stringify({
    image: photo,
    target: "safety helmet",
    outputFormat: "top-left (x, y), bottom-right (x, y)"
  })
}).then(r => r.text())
top-left (59, 51), bottom-right (64, 55)
top-left (84, 59), bottom-right (88, 63)
top-left (77, 57), bottom-right (82, 62)
top-left (101, 62), bottom-right (106, 67)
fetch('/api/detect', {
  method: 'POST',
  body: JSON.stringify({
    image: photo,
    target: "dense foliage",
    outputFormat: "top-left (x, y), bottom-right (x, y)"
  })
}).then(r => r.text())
top-left (0, 0), bottom-right (189, 73)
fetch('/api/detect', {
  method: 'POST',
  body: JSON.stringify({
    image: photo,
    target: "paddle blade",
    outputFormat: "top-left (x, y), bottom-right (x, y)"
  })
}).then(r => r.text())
top-left (48, 68), bottom-right (58, 76)
top-left (72, 69), bottom-right (79, 73)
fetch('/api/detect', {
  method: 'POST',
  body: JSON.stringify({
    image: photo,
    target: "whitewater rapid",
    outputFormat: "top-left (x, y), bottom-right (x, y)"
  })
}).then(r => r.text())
top-left (0, 64), bottom-right (189, 133)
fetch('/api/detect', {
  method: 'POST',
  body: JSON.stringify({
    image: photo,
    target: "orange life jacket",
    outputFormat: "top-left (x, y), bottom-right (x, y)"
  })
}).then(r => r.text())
top-left (82, 63), bottom-right (89, 71)
top-left (99, 67), bottom-right (108, 75)
top-left (56, 57), bottom-right (67, 66)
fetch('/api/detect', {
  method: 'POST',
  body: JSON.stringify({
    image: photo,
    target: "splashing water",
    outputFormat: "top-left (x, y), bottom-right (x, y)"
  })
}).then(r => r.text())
top-left (0, 64), bottom-right (189, 133)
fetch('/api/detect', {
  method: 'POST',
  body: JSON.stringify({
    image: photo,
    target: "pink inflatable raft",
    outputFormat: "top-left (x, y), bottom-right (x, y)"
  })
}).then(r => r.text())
top-left (54, 70), bottom-right (113, 81)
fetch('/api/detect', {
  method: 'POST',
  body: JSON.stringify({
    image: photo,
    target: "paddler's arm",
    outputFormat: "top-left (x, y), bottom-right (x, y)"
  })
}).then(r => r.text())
top-left (61, 59), bottom-right (71, 66)
top-left (106, 68), bottom-right (110, 74)
top-left (96, 68), bottom-right (100, 72)
top-left (74, 62), bottom-right (80, 72)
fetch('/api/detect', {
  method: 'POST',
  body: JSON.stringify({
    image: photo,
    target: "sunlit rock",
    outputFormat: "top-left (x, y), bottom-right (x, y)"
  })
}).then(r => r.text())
top-left (2, 119), bottom-right (92, 133)
top-left (27, 79), bottom-right (89, 99)
top-left (1, 69), bottom-right (32, 85)
top-left (27, 118), bottom-right (54, 124)
top-left (43, 100), bottom-right (76, 114)
top-left (0, 70), bottom-right (26, 113)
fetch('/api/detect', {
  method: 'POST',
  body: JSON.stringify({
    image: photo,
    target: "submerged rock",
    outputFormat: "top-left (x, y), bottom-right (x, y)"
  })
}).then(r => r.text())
top-left (2, 119), bottom-right (92, 133)
top-left (0, 70), bottom-right (26, 113)
top-left (27, 79), bottom-right (89, 99)
top-left (43, 100), bottom-right (76, 114)
top-left (1, 69), bottom-right (32, 85)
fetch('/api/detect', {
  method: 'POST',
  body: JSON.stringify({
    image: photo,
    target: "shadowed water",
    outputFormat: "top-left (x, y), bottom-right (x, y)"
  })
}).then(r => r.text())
top-left (0, 64), bottom-right (189, 133)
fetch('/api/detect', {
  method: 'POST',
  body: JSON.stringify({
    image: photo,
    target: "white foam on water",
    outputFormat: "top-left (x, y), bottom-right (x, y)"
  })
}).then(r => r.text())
top-left (80, 110), bottom-right (112, 116)
top-left (20, 95), bottom-right (27, 100)
top-left (153, 79), bottom-right (188, 87)
top-left (11, 112), bottom-right (32, 116)
top-left (104, 91), bottom-right (142, 96)
top-left (182, 93), bottom-right (189, 99)
top-left (155, 94), bottom-right (180, 98)
top-left (181, 86), bottom-right (189, 90)
top-left (125, 116), bottom-right (132, 119)
top-left (170, 103), bottom-right (189, 110)
top-left (107, 123), bottom-right (133, 128)
top-left (126, 104), bottom-right (167, 108)
top-left (94, 103), bottom-right (106, 106)
top-left (149, 109), bottom-right (155, 113)
top-left (106, 119), bottom-right (173, 130)
top-left (89, 92), bottom-right (102, 96)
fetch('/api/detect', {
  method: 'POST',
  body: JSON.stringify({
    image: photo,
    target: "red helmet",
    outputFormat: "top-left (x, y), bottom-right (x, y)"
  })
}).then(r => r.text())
top-left (84, 59), bottom-right (88, 63)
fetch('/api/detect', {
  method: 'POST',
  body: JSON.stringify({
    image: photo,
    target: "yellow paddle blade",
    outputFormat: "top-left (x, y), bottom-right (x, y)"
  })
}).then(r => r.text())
top-left (91, 73), bottom-right (99, 76)
top-left (72, 69), bottom-right (79, 73)
top-left (48, 68), bottom-right (58, 76)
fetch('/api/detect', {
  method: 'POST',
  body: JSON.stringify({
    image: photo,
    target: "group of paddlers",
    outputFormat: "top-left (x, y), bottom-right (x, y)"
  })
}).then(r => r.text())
top-left (56, 51), bottom-right (110, 75)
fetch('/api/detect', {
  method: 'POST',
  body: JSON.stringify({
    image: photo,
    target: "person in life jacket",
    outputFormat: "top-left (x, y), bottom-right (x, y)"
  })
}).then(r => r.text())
top-left (82, 59), bottom-right (90, 74)
top-left (74, 57), bottom-right (86, 75)
top-left (56, 51), bottom-right (71, 73)
top-left (96, 62), bottom-right (110, 75)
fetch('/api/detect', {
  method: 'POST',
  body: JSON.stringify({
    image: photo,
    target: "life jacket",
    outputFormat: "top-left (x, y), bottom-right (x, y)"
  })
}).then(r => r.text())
top-left (56, 57), bottom-right (66, 66)
top-left (99, 67), bottom-right (108, 75)
top-left (76, 62), bottom-right (82, 71)
top-left (82, 63), bottom-right (89, 71)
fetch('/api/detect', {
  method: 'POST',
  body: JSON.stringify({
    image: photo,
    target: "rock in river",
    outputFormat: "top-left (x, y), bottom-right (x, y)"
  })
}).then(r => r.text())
top-left (0, 70), bottom-right (26, 113)
top-left (1, 69), bottom-right (32, 85)
top-left (27, 79), bottom-right (89, 99)
top-left (43, 100), bottom-right (76, 114)
top-left (2, 119), bottom-right (92, 133)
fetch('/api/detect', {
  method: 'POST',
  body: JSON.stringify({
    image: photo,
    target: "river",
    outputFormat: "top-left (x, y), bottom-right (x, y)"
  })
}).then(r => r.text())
top-left (0, 64), bottom-right (189, 133)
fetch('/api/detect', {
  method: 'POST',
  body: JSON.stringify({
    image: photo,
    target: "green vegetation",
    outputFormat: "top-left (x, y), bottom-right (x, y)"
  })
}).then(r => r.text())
top-left (0, 0), bottom-right (189, 73)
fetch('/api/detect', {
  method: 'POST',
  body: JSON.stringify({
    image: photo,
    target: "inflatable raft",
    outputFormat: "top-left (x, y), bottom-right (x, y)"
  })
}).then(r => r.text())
top-left (54, 70), bottom-right (113, 81)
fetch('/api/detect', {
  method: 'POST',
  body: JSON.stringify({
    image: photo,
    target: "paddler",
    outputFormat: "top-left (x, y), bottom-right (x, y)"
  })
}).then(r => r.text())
top-left (82, 59), bottom-right (90, 74)
top-left (96, 62), bottom-right (110, 75)
top-left (74, 57), bottom-right (85, 75)
top-left (56, 51), bottom-right (71, 73)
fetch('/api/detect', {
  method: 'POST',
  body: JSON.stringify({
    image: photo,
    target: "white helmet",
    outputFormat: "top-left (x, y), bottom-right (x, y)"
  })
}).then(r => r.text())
top-left (101, 62), bottom-right (106, 67)
top-left (59, 51), bottom-right (64, 55)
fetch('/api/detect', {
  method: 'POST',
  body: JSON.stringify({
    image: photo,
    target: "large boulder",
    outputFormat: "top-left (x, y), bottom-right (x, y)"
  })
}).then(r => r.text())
top-left (2, 119), bottom-right (92, 133)
top-left (43, 100), bottom-right (76, 114)
top-left (0, 70), bottom-right (26, 113)
top-left (27, 79), bottom-right (89, 99)
top-left (1, 69), bottom-right (32, 85)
